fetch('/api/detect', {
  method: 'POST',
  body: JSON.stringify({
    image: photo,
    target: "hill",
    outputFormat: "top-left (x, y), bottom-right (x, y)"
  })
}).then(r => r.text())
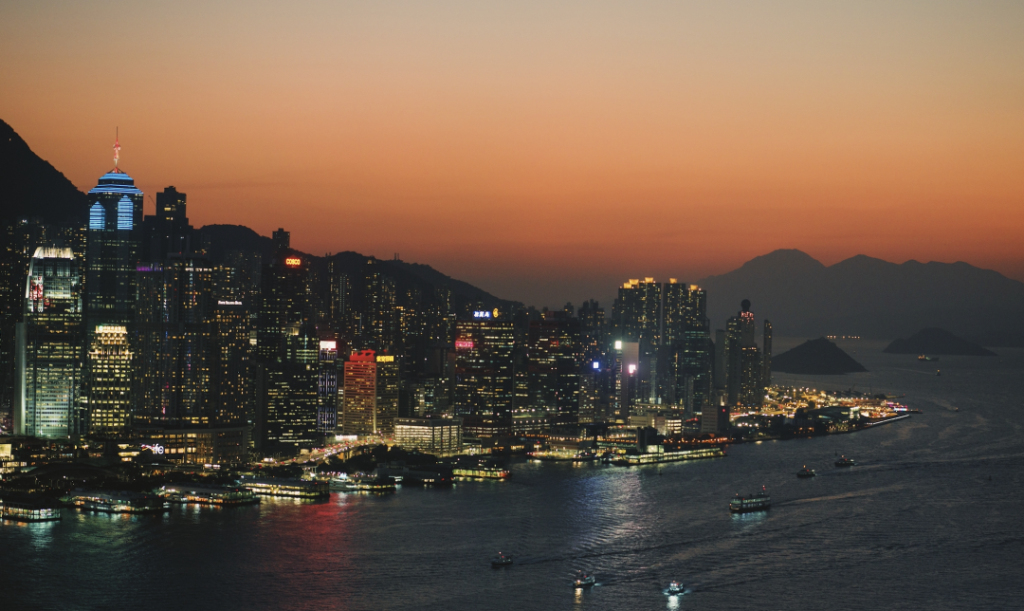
top-left (700, 250), bottom-right (1024, 347)
top-left (0, 119), bottom-right (88, 225)
top-left (884, 328), bottom-right (996, 356)
top-left (772, 338), bottom-right (868, 375)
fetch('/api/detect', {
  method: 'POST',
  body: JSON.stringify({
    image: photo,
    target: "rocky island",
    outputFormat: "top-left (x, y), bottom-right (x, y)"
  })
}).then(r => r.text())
top-left (884, 327), bottom-right (996, 356)
top-left (772, 337), bottom-right (868, 374)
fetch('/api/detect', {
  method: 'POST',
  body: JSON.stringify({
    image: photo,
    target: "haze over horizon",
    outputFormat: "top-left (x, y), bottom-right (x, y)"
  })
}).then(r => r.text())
top-left (3, 1), bottom-right (1023, 308)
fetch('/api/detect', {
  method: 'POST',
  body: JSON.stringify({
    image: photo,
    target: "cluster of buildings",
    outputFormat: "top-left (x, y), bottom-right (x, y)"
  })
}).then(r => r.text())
top-left (0, 146), bottom-right (775, 464)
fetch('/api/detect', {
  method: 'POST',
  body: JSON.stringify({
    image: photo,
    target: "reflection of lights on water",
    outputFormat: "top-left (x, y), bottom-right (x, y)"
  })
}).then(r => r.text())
top-left (666, 595), bottom-right (680, 610)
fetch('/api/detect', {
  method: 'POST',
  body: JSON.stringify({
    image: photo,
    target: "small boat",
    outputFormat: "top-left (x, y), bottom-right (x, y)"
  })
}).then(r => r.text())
top-left (834, 456), bottom-right (856, 467)
top-left (491, 552), bottom-right (513, 567)
top-left (664, 581), bottom-right (685, 596)
top-left (917, 355), bottom-right (939, 362)
top-left (573, 571), bottom-right (596, 588)
top-left (796, 466), bottom-right (816, 478)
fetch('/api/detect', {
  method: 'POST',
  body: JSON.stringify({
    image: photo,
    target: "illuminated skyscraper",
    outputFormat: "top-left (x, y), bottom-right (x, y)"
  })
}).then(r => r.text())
top-left (318, 340), bottom-right (339, 434)
top-left (612, 279), bottom-right (661, 402)
top-left (82, 146), bottom-right (144, 436)
top-left (13, 247), bottom-right (82, 438)
top-left (342, 350), bottom-right (399, 437)
top-left (453, 312), bottom-right (514, 418)
top-left (256, 248), bottom-right (319, 452)
top-left (725, 300), bottom-right (761, 407)
top-left (527, 312), bottom-right (582, 423)
top-left (86, 324), bottom-right (132, 437)
top-left (762, 320), bottom-right (772, 392)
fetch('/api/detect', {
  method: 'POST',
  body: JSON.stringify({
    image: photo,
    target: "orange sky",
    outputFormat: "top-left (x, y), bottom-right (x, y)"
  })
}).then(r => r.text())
top-left (2, 1), bottom-right (1023, 307)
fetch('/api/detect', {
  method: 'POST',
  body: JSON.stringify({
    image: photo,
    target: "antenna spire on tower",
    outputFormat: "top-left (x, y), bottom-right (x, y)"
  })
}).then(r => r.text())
top-left (113, 127), bottom-right (120, 169)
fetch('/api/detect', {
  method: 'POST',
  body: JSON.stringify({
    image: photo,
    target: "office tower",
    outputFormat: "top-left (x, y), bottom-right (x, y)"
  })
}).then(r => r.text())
top-left (453, 313), bottom-right (514, 418)
top-left (374, 354), bottom-right (399, 436)
top-left (612, 339), bottom-right (640, 421)
top-left (140, 187), bottom-right (193, 260)
top-left (342, 350), bottom-right (397, 437)
top-left (577, 299), bottom-right (606, 364)
top-left (762, 320), bottom-right (772, 391)
top-left (134, 257), bottom-right (216, 426)
top-left (86, 324), bottom-right (132, 437)
top-left (13, 247), bottom-right (82, 438)
top-left (527, 311), bottom-right (582, 423)
top-left (83, 154), bottom-right (144, 436)
top-left (612, 279), bottom-right (661, 402)
top-left (362, 260), bottom-right (396, 353)
top-left (317, 340), bottom-right (339, 434)
top-left (256, 249), bottom-right (319, 452)
top-left (212, 296), bottom-right (252, 427)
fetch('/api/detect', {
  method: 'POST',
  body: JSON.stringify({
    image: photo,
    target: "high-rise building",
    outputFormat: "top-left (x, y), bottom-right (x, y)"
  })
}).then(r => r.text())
top-left (362, 260), bottom-right (396, 353)
top-left (341, 350), bottom-right (398, 437)
top-left (317, 340), bottom-right (339, 434)
top-left (577, 299), bottom-right (606, 364)
top-left (13, 247), bottom-right (82, 438)
top-left (86, 324), bottom-right (132, 437)
top-left (256, 248), bottom-right (319, 453)
top-left (212, 296), bottom-right (252, 427)
top-left (83, 153), bottom-right (144, 437)
top-left (453, 313), bottom-right (514, 418)
top-left (134, 257), bottom-right (216, 426)
top-left (140, 186), bottom-right (194, 261)
top-left (762, 319), bottom-right (773, 391)
top-left (527, 312), bottom-right (582, 423)
top-left (612, 279), bottom-right (661, 402)
top-left (725, 300), bottom-right (761, 407)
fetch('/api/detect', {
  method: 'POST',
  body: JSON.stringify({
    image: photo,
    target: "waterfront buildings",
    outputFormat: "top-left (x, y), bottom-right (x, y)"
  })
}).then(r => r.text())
top-left (394, 417), bottom-right (463, 456)
top-left (85, 324), bottom-right (132, 437)
top-left (13, 247), bottom-right (82, 438)
top-left (526, 312), bottom-right (582, 423)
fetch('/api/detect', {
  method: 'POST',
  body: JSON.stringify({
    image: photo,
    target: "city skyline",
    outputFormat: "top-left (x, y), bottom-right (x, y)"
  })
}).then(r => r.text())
top-left (3, 2), bottom-right (1024, 308)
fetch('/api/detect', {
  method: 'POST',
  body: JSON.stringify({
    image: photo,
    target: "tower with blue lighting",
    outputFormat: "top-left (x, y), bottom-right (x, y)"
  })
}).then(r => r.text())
top-left (81, 136), bottom-right (143, 437)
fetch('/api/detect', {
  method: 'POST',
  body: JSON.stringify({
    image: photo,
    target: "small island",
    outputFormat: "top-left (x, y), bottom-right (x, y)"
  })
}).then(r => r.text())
top-left (884, 328), bottom-right (996, 356)
top-left (772, 337), bottom-right (868, 374)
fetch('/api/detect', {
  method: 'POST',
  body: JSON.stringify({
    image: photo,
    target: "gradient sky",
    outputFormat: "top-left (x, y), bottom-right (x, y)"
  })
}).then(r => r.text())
top-left (2, 1), bottom-right (1023, 307)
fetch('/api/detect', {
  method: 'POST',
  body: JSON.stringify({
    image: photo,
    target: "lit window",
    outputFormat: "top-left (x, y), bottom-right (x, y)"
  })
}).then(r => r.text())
top-left (117, 196), bottom-right (133, 230)
top-left (89, 203), bottom-right (105, 229)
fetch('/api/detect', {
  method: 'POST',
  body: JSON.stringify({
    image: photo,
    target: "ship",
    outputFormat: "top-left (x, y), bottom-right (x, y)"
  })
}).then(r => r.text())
top-left (491, 552), bottom-right (513, 567)
top-left (834, 456), bottom-right (856, 467)
top-left (729, 487), bottom-right (771, 513)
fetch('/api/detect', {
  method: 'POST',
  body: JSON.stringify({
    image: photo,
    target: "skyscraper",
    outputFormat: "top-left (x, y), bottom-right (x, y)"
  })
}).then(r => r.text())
top-left (341, 350), bottom-right (398, 437)
top-left (613, 278), bottom-right (661, 403)
top-left (725, 300), bottom-right (761, 407)
top-left (256, 247), bottom-right (319, 453)
top-left (527, 311), bottom-right (582, 423)
top-left (317, 340), bottom-right (339, 434)
top-left (82, 149), bottom-right (144, 437)
top-left (453, 313), bottom-right (514, 418)
top-left (13, 247), bottom-right (82, 438)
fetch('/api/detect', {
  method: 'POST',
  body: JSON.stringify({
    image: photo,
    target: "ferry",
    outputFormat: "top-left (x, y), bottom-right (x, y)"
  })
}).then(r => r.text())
top-left (452, 467), bottom-right (511, 480)
top-left (491, 552), bottom-right (513, 567)
top-left (664, 581), bottom-right (685, 596)
top-left (65, 491), bottom-right (169, 514)
top-left (573, 571), bottom-right (596, 588)
top-left (161, 484), bottom-right (260, 505)
top-left (834, 456), bottom-right (856, 467)
top-left (797, 466), bottom-right (816, 478)
top-left (729, 487), bottom-right (771, 513)
top-left (343, 477), bottom-right (396, 493)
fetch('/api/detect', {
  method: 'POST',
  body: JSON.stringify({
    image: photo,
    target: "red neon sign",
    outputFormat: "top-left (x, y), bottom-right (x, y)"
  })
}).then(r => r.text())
top-left (455, 340), bottom-right (474, 350)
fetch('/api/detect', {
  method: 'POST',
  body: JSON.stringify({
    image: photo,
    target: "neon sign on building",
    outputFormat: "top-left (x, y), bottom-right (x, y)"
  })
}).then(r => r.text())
top-left (285, 257), bottom-right (302, 267)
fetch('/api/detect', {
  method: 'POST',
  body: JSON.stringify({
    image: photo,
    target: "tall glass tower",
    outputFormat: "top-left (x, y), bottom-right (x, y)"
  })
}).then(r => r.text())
top-left (14, 247), bottom-right (82, 438)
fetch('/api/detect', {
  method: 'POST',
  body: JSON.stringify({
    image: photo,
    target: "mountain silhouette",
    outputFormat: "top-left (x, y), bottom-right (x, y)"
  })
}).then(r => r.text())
top-left (772, 338), bottom-right (868, 375)
top-left (884, 328), bottom-right (996, 356)
top-left (0, 119), bottom-right (88, 225)
top-left (700, 250), bottom-right (1024, 346)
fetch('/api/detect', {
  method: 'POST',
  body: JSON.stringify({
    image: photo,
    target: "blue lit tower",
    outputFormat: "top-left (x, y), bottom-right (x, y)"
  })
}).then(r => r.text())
top-left (82, 136), bottom-right (143, 437)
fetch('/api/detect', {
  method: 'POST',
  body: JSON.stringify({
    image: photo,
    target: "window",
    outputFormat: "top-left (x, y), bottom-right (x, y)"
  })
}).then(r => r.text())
top-left (89, 203), bottom-right (105, 230)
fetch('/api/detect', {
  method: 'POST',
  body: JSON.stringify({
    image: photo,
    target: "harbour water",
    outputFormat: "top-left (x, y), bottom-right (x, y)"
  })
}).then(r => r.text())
top-left (4, 339), bottom-right (1023, 610)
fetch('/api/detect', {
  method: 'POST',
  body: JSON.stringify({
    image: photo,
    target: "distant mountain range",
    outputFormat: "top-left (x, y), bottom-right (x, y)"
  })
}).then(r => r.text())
top-left (699, 249), bottom-right (1024, 347)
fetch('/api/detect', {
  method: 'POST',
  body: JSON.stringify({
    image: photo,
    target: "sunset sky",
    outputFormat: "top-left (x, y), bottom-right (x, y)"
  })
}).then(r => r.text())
top-left (2, 1), bottom-right (1023, 307)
